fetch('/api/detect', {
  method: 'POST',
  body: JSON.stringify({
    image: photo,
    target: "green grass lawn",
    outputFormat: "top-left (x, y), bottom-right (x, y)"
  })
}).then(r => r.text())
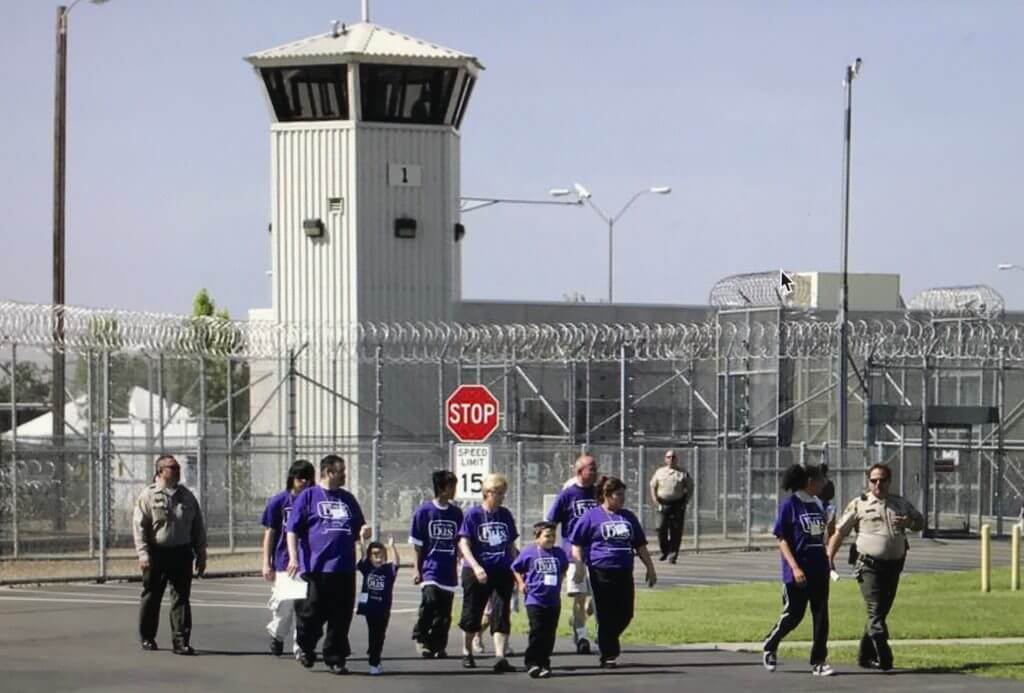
top-left (780, 644), bottom-right (1024, 682)
top-left (510, 567), bottom-right (1022, 643)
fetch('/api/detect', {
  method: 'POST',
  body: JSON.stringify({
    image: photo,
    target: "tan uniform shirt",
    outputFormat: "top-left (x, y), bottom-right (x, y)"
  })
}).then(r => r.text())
top-left (649, 466), bottom-right (693, 503)
top-left (834, 492), bottom-right (924, 561)
top-left (132, 483), bottom-right (208, 562)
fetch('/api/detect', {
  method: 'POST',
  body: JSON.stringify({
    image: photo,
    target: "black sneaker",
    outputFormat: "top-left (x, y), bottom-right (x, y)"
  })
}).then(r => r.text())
top-left (270, 638), bottom-right (284, 656)
top-left (328, 662), bottom-right (348, 675)
top-left (538, 668), bottom-right (552, 679)
top-left (140, 639), bottom-right (159, 652)
top-left (659, 553), bottom-right (668, 562)
top-left (462, 654), bottom-right (477, 669)
top-left (172, 644), bottom-right (196, 656)
top-left (599, 658), bottom-right (617, 669)
top-left (528, 665), bottom-right (542, 679)
top-left (493, 658), bottom-right (515, 674)
top-left (299, 651), bottom-right (316, 669)
top-left (669, 553), bottom-right (679, 564)
top-left (762, 650), bottom-right (777, 672)
top-left (576, 639), bottom-right (591, 655)
top-left (421, 648), bottom-right (436, 659)
top-left (434, 650), bottom-right (448, 659)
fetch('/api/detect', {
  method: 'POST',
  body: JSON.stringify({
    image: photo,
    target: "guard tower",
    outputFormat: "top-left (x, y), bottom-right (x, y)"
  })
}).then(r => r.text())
top-left (246, 20), bottom-right (482, 452)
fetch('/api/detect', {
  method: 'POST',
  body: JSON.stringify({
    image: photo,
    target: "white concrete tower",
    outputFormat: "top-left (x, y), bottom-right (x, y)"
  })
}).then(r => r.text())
top-left (245, 21), bottom-right (482, 451)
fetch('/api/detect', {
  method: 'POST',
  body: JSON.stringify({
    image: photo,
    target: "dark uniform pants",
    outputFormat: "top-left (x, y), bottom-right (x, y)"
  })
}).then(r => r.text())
top-left (656, 498), bottom-right (686, 556)
top-left (139, 545), bottom-right (195, 647)
top-left (364, 612), bottom-right (390, 667)
top-left (857, 556), bottom-right (904, 667)
top-left (762, 575), bottom-right (830, 665)
top-left (525, 604), bottom-right (560, 670)
top-left (412, 585), bottom-right (455, 653)
top-left (459, 567), bottom-right (514, 635)
top-left (296, 572), bottom-right (356, 665)
top-left (589, 567), bottom-right (634, 661)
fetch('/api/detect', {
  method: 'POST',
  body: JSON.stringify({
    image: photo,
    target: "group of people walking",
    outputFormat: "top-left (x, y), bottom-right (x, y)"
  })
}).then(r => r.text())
top-left (130, 449), bottom-right (925, 678)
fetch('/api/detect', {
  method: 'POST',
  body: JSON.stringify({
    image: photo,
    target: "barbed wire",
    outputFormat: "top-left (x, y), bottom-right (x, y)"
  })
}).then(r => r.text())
top-left (3, 300), bottom-right (1024, 362)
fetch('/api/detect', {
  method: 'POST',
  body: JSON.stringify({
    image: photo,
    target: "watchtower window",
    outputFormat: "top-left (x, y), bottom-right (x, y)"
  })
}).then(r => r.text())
top-left (262, 66), bottom-right (349, 122)
top-left (360, 65), bottom-right (457, 125)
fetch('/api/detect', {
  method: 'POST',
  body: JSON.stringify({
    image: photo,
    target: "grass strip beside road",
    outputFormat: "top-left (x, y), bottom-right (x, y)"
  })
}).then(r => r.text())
top-left (779, 644), bottom-right (1024, 682)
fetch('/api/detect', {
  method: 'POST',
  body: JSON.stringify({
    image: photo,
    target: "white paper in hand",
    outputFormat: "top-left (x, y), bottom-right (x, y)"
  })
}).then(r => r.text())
top-left (273, 573), bottom-right (308, 601)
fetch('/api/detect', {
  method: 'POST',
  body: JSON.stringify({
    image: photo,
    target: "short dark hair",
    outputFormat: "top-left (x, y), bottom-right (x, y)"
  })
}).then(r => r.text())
top-left (867, 464), bottom-right (892, 481)
top-left (154, 454), bottom-right (177, 473)
top-left (533, 521), bottom-right (556, 538)
top-left (365, 541), bottom-right (386, 560)
top-left (595, 476), bottom-right (627, 503)
top-left (320, 455), bottom-right (345, 476)
top-left (287, 459), bottom-right (315, 492)
top-left (781, 463), bottom-right (824, 492)
top-left (432, 470), bottom-right (457, 497)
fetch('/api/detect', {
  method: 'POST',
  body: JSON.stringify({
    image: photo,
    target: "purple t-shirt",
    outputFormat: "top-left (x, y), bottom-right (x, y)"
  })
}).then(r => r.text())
top-left (409, 501), bottom-right (463, 591)
top-left (511, 544), bottom-right (569, 608)
top-left (773, 493), bottom-right (829, 582)
top-left (568, 506), bottom-right (646, 571)
top-left (458, 505), bottom-right (518, 571)
top-left (286, 485), bottom-right (365, 575)
top-left (545, 483), bottom-right (599, 552)
top-left (357, 559), bottom-right (398, 616)
top-left (260, 490), bottom-right (294, 571)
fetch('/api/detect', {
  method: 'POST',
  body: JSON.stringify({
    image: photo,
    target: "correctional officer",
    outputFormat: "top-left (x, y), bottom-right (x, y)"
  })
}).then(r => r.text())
top-left (827, 463), bottom-right (924, 671)
top-left (133, 454), bottom-right (207, 655)
top-left (648, 449), bottom-right (693, 563)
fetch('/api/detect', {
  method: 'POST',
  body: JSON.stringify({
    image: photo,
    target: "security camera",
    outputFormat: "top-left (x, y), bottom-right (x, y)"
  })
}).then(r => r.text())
top-left (573, 183), bottom-right (592, 200)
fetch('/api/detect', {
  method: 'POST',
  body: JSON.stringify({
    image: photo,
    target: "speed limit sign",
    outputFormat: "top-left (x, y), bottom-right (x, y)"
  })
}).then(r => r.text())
top-left (453, 444), bottom-right (491, 501)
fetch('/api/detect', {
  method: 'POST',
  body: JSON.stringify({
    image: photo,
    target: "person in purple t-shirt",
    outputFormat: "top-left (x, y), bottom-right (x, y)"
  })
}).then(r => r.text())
top-left (356, 533), bottom-right (400, 675)
top-left (286, 455), bottom-right (366, 675)
top-left (544, 453), bottom-right (599, 654)
top-left (512, 521), bottom-right (569, 678)
top-left (409, 469), bottom-right (463, 658)
top-left (458, 473), bottom-right (519, 673)
top-left (261, 459), bottom-right (315, 658)
top-left (761, 464), bottom-right (834, 677)
top-left (569, 476), bottom-right (656, 668)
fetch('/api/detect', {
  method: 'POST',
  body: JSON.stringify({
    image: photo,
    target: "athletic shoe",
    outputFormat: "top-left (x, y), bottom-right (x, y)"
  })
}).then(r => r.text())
top-left (172, 644), bottom-right (196, 656)
top-left (762, 650), bottom-right (777, 672)
top-left (812, 664), bottom-right (836, 677)
top-left (669, 553), bottom-right (679, 564)
top-left (462, 654), bottom-right (477, 669)
top-left (420, 648), bottom-right (435, 659)
top-left (269, 638), bottom-right (283, 656)
top-left (140, 639), bottom-right (159, 652)
top-left (659, 553), bottom-right (668, 562)
top-left (599, 658), bottom-right (617, 669)
top-left (434, 650), bottom-right (448, 659)
top-left (368, 665), bottom-right (383, 676)
top-left (527, 666), bottom-right (542, 679)
top-left (298, 652), bottom-right (316, 669)
top-left (294, 650), bottom-right (302, 661)
top-left (327, 662), bottom-right (348, 675)
top-left (576, 639), bottom-right (592, 655)
top-left (493, 658), bottom-right (515, 673)
top-left (506, 646), bottom-right (516, 657)
top-left (538, 668), bottom-right (552, 679)
top-left (472, 634), bottom-right (485, 654)
top-left (416, 642), bottom-right (431, 657)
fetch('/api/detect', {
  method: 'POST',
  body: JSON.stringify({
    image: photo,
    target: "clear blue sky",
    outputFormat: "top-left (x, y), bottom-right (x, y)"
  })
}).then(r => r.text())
top-left (2, 1), bottom-right (1023, 318)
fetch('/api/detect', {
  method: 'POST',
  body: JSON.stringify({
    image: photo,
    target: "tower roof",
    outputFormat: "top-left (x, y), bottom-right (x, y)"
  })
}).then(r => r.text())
top-left (246, 22), bottom-right (483, 72)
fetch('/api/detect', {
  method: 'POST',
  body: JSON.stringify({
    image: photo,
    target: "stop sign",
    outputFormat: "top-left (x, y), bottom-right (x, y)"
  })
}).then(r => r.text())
top-left (445, 385), bottom-right (500, 442)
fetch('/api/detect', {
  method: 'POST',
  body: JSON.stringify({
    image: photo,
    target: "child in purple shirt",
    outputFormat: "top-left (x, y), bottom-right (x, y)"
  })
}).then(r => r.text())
top-left (761, 464), bottom-right (834, 677)
top-left (512, 522), bottom-right (569, 678)
top-left (260, 459), bottom-right (315, 658)
top-left (357, 534), bottom-right (400, 675)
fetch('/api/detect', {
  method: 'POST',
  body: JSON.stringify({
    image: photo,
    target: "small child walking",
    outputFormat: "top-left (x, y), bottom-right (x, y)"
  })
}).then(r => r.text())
top-left (511, 521), bottom-right (569, 678)
top-left (357, 529), bottom-right (400, 675)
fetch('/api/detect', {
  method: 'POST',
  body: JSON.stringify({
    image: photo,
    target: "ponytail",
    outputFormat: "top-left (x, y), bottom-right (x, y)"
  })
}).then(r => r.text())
top-left (595, 475), bottom-right (626, 503)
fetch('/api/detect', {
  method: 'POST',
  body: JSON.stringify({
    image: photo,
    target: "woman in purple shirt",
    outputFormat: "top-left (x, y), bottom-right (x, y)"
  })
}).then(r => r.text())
top-left (761, 464), bottom-right (834, 677)
top-left (260, 459), bottom-right (315, 658)
top-left (568, 476), bottom-right (656, 668)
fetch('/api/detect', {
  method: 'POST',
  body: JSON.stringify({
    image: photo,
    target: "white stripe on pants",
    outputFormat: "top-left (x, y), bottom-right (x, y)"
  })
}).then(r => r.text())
top-left (266, 593), bottom-right (300, 655)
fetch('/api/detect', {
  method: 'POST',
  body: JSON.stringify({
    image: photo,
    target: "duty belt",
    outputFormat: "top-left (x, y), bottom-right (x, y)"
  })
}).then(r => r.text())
top-left (859, 553), bottom-right (905, 570)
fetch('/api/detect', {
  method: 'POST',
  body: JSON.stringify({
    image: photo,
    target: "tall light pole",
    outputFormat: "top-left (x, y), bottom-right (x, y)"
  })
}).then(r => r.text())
top-left (550, 183), bottom-right (671, 303)
top-left (837, 58), bottom-right (861, 470)
top-left (52, 0), bottom-right (109, 529)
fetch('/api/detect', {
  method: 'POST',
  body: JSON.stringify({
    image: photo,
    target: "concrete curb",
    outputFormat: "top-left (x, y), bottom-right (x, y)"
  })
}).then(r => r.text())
top-left (668, 637), bottom-right (1024, 652)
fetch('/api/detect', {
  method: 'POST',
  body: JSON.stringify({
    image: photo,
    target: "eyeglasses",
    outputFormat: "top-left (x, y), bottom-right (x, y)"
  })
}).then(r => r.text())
top-left (868, 477), bottom-right (889, 485)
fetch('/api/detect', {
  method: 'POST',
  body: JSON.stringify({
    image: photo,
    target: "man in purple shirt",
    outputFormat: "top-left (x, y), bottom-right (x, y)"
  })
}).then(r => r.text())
top-left (409, 470), bottom-right (463, 658)
top-left (286, 455), bottom-right (365, 675)
top-left (545, 453), bottom-right (598, 654)
top-left (512, 522), bottom-right (569, 678)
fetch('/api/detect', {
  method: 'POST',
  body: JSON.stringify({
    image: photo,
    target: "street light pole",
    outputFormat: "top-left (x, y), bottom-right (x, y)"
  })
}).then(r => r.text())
top-left (838, 57), bottom-right (861, 470)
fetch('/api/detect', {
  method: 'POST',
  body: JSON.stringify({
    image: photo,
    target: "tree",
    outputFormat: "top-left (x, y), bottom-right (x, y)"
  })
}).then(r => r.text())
top-left (0, 360), bottom-right (50, 432)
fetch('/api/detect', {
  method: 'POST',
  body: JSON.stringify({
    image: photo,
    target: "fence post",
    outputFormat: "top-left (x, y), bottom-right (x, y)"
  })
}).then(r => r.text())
top-left (744, 447), bottom-right (753, 549)
top-left (980, 523), bottom-right (991, 592)
top-left (516, 441), bottom-right (524, 539)
top-left (9, 342), bottom-right (19, 558)
top-left (371, 437), bottom-right (380, 541)
top-left (98, 349), bottom-right (111, 582)
top-left (87, 349), bottom-right (95, 558)
top-left (799, 441), bottom-right (807, 467)
top-left (286, 349), bottom-right (296, 466)
top-left (692, 446), bottom-right (700, 552)
top-left (372, 345), bottom-right (383, 541)
top-left (619, 341), bottom-right (627, 481)
top-left (226, 355), bottom-right (235, 553)
top-left (197, 357), bottom-right (207, 520)
top-left (637, 445), bottom-right (646, 525)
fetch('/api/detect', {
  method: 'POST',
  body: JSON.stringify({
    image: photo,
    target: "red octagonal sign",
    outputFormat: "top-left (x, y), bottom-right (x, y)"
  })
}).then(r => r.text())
top-left (445, 384), bottom-right (500, 443)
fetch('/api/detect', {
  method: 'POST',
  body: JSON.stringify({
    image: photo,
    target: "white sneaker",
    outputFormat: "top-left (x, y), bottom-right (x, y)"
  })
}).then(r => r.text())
top-left (812, 664), bottom-right (835, 677)
top-left (472, 635), bottom-right (485, 655)
top-left (368, 664), bottom-right (383, 676)
top-left (762, 651), bottom-right (777, 672)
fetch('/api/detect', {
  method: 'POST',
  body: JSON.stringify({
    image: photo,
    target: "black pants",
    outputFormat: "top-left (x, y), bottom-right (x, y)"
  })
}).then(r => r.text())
top-left (139, 545), bottom-right (194, 647)
top-left (295, 572), bottom-right (356, 665)
top-left (656, 499), bottom-right (686, 556)
top-left (762, 576), bottom-right (830, 665)
top-left (413, 585), bottom-right (455, 653)
top-left (525, 604), bottom-right (560, 670)
top-left (857, 559), bottom-right (903, 667)
top-left (364, 612), bottom-right (390, 667)
top-left (589, 567), bottom-right (634, 661)
top-left (459, 567), bottom-right (513, 634)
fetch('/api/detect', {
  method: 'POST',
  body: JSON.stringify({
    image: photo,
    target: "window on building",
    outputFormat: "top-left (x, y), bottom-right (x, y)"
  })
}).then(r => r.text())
top-left (261, 66), bottom-right (349, 122)
top-left (360, 65), bottom-right (457, 124)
